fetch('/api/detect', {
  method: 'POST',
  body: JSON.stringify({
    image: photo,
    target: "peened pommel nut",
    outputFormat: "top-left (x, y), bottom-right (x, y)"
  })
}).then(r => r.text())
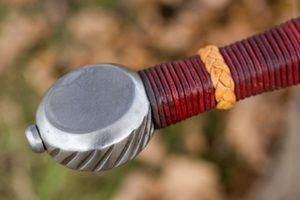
top-left (26, 64), bottom-right (155, 172)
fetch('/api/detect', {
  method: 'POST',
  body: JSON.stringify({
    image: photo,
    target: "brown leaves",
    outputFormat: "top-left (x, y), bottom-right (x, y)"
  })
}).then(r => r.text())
top-left (112, 171), bottom-right (158, 200)
top-left (113, 156), bottom-right (224, 200)
top-left (0, 13), bottom-right (49, 73)
top-left (0, 0), bottom-right (297, 199)
top-left (67, 9), bottom-right (121, 47)
top-left (182, 119), bottom-right (207, 156)
top-left (23, 49), bottom-right (57, 94)
top-left (138, 132), bottom-right (167, 167)
top-left (225, 92), bottom-right (289, 173)
top-left (160, 156), bottom-right (224, 200)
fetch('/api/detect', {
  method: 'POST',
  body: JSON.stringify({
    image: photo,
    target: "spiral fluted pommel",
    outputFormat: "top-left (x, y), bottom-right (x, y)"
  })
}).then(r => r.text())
top-left (26, 64), bottom-right (154, 172)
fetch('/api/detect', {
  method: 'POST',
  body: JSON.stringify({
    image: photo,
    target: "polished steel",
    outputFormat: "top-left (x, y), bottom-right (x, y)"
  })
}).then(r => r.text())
top-left (26, 64), bottom-right (154, 171)
top-left (25, 125), bottom-right (45, 153)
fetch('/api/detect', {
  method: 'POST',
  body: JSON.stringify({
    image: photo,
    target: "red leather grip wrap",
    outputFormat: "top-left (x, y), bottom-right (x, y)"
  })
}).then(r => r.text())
top-left (139, 17), bottom-right (300, 129)
top-left (220, 18), bottom-right (300, 100)
top-left (139, 56), bottom-right (215, 128)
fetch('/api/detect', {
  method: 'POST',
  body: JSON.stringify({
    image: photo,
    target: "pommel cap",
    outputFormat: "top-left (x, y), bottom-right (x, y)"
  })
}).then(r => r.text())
top-left (26, 64), bottom-right (154, 171)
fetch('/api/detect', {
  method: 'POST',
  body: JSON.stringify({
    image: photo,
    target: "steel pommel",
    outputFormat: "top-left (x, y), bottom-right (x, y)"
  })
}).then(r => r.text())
top-left (25, 64), bottom-right (154, 172)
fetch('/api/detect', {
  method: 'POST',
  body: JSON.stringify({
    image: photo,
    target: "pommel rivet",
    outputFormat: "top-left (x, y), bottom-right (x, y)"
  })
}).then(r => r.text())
top-left (25, 125), bottom-right (45, 153)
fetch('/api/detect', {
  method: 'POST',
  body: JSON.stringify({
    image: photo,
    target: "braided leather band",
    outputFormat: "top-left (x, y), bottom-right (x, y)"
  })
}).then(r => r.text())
top-left (139, 17), bottom-right (300, 129)
top-left (198, 45), bottom-right (236, 109)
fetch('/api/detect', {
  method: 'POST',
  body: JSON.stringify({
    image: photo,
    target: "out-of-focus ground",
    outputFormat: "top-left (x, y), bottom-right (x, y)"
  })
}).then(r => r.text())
top-left (0, 0), bottom-right (298, 200)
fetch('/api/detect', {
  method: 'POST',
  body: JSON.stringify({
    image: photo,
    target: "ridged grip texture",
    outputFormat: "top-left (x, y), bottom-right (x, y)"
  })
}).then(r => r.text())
top-left (139, 56), bottom-right (215, 128)
top-left (220, 18), bottom-right (300, 100)
top-left (140, 17), bottom-right (300, 128)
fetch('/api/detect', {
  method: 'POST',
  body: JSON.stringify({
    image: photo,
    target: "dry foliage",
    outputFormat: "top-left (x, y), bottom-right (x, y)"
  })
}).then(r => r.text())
top-left (0, 0), bottom-right (297, 200)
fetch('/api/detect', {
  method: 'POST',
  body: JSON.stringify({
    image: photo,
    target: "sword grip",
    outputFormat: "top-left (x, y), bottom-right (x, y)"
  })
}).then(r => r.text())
top-left (139, 17), bottom-right (300, 128)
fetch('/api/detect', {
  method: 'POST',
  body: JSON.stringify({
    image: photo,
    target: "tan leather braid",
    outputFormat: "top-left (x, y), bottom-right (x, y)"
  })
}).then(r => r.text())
top-left (198, 45), bottom-right (236, 109)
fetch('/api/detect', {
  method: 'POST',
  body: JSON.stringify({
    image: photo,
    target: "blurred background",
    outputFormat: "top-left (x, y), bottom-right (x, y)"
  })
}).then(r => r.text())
top-left (0, 0), bottom-right (299, 199)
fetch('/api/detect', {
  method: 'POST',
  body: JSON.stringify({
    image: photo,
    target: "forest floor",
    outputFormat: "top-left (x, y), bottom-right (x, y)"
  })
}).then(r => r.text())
top-left (0, 0), bottom-right (297, 199)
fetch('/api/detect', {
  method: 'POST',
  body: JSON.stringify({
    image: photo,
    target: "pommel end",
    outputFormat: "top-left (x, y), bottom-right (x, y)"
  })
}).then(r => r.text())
top-left (26, 64), bottom-right (154, 172)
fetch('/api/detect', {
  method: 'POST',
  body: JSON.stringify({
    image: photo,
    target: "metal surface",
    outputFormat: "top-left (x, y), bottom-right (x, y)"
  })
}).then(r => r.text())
top-left (26, 64), bottom-right (154, 171)
top-left (25, 125), bottom-right (45, 153)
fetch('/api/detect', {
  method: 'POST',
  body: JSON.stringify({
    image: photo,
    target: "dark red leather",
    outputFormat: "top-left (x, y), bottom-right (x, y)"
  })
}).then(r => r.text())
top-left (139, 18), bottom-right (300, 128)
